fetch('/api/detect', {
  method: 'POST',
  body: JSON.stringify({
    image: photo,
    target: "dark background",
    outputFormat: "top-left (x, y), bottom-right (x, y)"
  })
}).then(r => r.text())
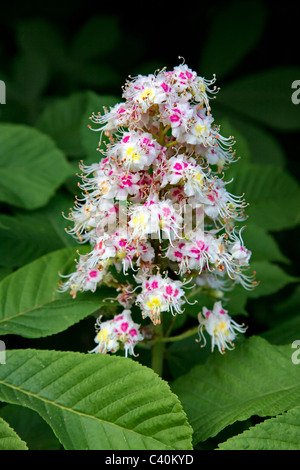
top-left (0, 0), bottom-right (299, 168)
top-left (0, 0), bottom-right (298, 83)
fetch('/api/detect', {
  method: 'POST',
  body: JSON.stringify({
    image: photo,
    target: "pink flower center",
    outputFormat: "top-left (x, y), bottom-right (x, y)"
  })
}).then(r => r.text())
top-left (165, 285), bottom-right (173, 295)
top-left (129, 328), bottom-right (137, 337)
top-left (120, 322), bottom-right (129, 332)
top-left (170, 114), bottom-right (181, 123)
top-left (89, 270), bottom-right (98, 278)
top-left (114, 315), bottom-right (123, 321)
top-left (162, 207), bottom-right (171, 217)
top-left (174, 162), bottom-right (183, 171)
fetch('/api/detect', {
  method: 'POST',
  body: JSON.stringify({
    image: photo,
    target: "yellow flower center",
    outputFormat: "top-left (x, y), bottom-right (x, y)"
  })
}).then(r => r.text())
top-left (214, 321), bottom-right (229, 336)
top-left (147, 297), bottom-right (161, 308)
top-left (97, 328), bottom-right (109, 343)
top-left (126, 147), bottom-right (140, 161)
top-left (194, 172), bottom-right (203, 184)
top-left (195, 124), bottom-right (207, 135)
top-left (140, 88), bottom-right (154, 100)
top-left (132, 213), bottom-right (146, 227)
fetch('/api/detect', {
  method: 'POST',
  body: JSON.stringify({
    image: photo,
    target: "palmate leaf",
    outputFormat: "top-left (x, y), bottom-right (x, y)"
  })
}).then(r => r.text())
top-left (226, 163), bottom-right (300, 231)
top-left (246, 261), bottom-right (298, 299)
top-left (224, 117), bottom-right (286, 168)
top-left (0, 415), bottom-right (28, 450)
top-left (216, 66), bottom-right (300, 131)
top-left (36, 91), bottom-right (91, 158)
top-left (171, 336), bottom-right (300, 444)
top-left (0, 247), bottom-right (115, 338)
top-left (262, 315), bottom-right (300, 346)
top-left (219, 407), bottom-right (300, 450)
top-left (0, 124), bottom-right (73, 210)
top-left (0, 192), bottom-right (77, 268)
top-left (0, 349), bottom-right (193, 450)
top-left (0, 404), bottom-right (61, 450)
top-left (36, 91), bottom-right (119, 159)
top-left (242, 223), bottom-right (290, 265)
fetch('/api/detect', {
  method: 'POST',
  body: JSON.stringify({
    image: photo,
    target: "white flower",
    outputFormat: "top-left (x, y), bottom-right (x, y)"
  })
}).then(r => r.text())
top-left (166, 230), bottom-right (222, 274)
top-left (184, 106), bottom-right (214, 146)
top-left (122, 74), bottom-right (167, 112)
top-left (160, 99), bottom-right (194, 141)
top-left (198, 301), bottom-right (247, 353)
top-left (161, 154), bottom-right (208, 202)
top-left (228, 229), bottom-right (252, 265)
top-left (90, 310), bottom-right (144, 357)
top-left (59, 253), bottom-right (110, 298)
top-left (107, 130), bottom-right (163, 172)
top-left (89, 317), bottom-right (119, 354)
top-left (60, 61), bottom-right (256, 359)
top-left (128, 196), bottom-right (183, 243)
top-left (89, 102), bottom-right (132, 134)
top-left (136, 273), bottom-right (186, 324)
top-left (203, 179), bottom-right (247, 223)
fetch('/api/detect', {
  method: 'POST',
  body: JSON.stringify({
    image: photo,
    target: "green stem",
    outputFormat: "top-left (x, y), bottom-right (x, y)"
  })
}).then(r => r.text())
top-left (159, 326), bottom-right (199, 343)
top-left (144, 325), bottom-right (199, 350)
top-left (165, 140), bottom-right (178, 148)
top-left (151, 322), bottom-right (165, 377)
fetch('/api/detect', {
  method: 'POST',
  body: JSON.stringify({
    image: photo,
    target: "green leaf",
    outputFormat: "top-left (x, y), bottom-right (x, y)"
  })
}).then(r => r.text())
top-left (218, 117), bottom-right (252, 164)
top-left (262, 315), bottom-right (300, 346)
top-left (226, 163), bottom-right (300, 231)
top-left (171, 336), bottom-right (300, 444)
top-left (225, 118), bottom-right (286, 168)
top-left (0, 247), bottom-right (114, 338)
top-left (199, 0), bottom-right (267, 79)
top-left (11, 50), bottom-right (49, 103)
top-left (242, 224), bottom-right (290, 264)
top-left (247, 261), bottom-right (298, 299)
top-left (0, 415), bottom-right (28, 450)
top-left (0, 192), bottom-right (77, 268)
top-left (0, 124), bottom-right (73, 210)
top-left (0, 349), bottom-right (193, 450)
top-left (224, 285), bottom-right (249, 315)
top-left (274, 284), bottom-right (300, 319)
top-left (15, 18), bottom-right (66, 68)
top-left (0, 268), bottom-right (12, 282)
top-left (216, 66), bottom-right (300, 131)
top-left (36, 92), bottom-right (90, 158)
top-left (0, 404), bottom-right (60, 450)
top-left (70, 15), bottom-right (121, 60)
top-left (36, 91), bottom-right (119, 159)
top-left (219, 407), bottom-right (300, 450)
